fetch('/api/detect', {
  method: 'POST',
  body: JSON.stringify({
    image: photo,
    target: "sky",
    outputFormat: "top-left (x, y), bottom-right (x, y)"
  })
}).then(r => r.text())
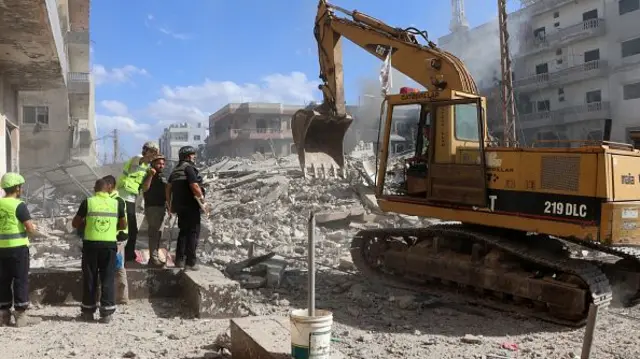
top-left (91, 0), bottom-right (521, 160)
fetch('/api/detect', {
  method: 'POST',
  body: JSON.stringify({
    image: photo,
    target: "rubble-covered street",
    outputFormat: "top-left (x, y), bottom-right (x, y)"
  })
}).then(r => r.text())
top-left (5, 153), bottom-right (640, 358)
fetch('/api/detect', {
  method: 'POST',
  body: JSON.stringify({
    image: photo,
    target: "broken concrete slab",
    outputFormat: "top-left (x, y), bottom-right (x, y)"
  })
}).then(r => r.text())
top-left (354, 184), bottom-right (381, 213)
top-left (315, 206), bottom-right (366, 225)
top-left (225, 172), bottom-right (262, 189)
top-left (254, 255), bottom-right (288, 288)
top-left (230, 316), bottom-right (345, 359)
top-left (180, 265), bottom-right (246, 319)
top-left (29, 268), bottom-right (182, 305)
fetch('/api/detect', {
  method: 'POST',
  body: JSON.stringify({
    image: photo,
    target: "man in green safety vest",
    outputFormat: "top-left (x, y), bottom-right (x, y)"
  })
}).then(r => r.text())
top-left (117, 141), bottom-right (159, 263)
top-left (0, 172), bottom-right (43, 327)
top-left (72, 178), bottom-right (127, 323)
top-left (102, 175), bottom-right (129, 304)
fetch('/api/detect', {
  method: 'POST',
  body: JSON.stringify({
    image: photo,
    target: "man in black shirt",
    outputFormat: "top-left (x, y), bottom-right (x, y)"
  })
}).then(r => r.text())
top-left (167, 146), bottom-right (204, 270)
top-left (141, 155), bottom-right (169, 267)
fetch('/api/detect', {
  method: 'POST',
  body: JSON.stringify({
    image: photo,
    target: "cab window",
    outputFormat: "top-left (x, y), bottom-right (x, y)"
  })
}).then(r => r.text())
top-left (454, 103), bottom-right (480, 141)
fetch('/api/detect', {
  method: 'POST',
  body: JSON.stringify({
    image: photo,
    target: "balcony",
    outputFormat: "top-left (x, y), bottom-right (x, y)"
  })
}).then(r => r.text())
top-left (67, 72), bottom-right (91, 93)
top-left (518, 101), bottom-right (611, 130)
top-left (66, 30), bottom-right (89, 44)
top-left (518, 19), bottom-right (606, 57)
top-left (514, 60), bottom-right (608, 92)
top-left (0, 0), bottom-right (69, 89)
top-left (212, 128), bottom-right (293, 145)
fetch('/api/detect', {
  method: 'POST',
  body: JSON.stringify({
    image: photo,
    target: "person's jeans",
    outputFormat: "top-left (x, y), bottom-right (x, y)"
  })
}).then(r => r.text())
top-left (124, 201), bottom-right (138, 261)
top-left (145, 206), bottom-right (166, 261)
top-left (176, 206), bottom-right (201, 266)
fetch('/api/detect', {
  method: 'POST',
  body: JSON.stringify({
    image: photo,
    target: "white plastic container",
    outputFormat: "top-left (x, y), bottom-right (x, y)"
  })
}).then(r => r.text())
top-left (290, 309), bottom-right (333, 359)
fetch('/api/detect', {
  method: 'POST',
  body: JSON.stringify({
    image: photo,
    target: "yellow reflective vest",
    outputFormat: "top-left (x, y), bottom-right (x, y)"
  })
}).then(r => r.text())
top-left (0, 197), bottom-right (28, 248)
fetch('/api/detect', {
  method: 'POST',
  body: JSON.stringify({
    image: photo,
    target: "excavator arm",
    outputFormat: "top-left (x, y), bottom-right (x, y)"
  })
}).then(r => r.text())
top-left (292, 0), bottom-right (478, 175)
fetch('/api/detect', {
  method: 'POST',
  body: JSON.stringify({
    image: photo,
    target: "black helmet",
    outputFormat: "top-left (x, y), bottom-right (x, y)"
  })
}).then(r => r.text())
top-left (178, 146), bottom-right (196, 161)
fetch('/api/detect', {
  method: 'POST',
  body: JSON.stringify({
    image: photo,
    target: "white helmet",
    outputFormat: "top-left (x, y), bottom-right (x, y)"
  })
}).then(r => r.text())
top-left (143, 141), bottom-right (159, 151)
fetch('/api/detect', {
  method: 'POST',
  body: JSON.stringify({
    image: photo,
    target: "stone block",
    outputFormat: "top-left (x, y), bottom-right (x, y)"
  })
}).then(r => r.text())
top-left (28, 268), bottom-right (181, 305)
top-left (254, 255), bottom-right (288, 288)
top-left (180, 266), bottom-right (245, 319)
top-left (230, 316), bottom-right (344, 359)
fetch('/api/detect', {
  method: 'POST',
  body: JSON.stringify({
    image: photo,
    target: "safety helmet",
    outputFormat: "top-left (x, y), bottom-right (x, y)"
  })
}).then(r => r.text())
top-left (151, 154), bottom-right (166, 163)
top-left (178, 146), bottom-right (197, 161)
top-left (1, 172), bottom-right (25, 189)
top-left (142, 141), bottom-right (159, 152)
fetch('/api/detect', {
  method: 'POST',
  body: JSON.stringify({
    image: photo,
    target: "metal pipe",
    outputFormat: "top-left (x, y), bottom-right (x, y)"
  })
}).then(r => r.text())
top-left (581, 303), bottom-right (599, 359)
top-left (307, 212), bottom-right (316, 317)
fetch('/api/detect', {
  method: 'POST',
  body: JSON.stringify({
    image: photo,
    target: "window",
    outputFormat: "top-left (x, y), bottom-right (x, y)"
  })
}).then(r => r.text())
top-left (553, 11), bottom-right (560, 18)
top-left (554, 22), bottom-right (560, 27)
top-left (556, 48), bottom-right (563, 56)
top-left (584, 49), bottom-right (600, 62)
top-left (623, 82), bottom-right (640, 100)
top-left (256, 118), bottom-right (266, 133)
top-left (619, 0), bottom-right (639, 15)
top-left (535, 63), bottom-right (549, 74)
top-left (22, 106), bottom-right (49, 125)
top-left (537, 100), bottom-right (550, 112)
top-left (583, 9), bottom-right (598, 21)
top-left (533, 27), bottom-right (546, 41)
top-left (558, 88), bottom-right (565, 102)
top-left (586, 90), bottom-right (602, 103)
top-left (194, 135), bottom-right (201, 141)
top-left (454, 103), bottom-right (479, 141)
top-left (622, 37), bottom-right (640, 58)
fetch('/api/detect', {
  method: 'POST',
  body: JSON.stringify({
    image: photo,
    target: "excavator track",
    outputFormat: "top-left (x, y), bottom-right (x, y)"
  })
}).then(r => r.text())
top-left (350, 223), bottom-right (613, 327)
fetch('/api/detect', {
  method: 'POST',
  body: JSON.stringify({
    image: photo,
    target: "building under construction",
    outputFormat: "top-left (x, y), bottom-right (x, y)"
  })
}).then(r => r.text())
top-left (439, 0), bottom-right (640, 147)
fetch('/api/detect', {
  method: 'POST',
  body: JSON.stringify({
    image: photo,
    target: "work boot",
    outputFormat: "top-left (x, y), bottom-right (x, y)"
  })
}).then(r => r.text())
top-left (78, 312), bottom-right (94, 322)
top-left (0, 309), bottom-right (11, 326)
top-left (148, 257), bottom-right (165, 268)
top-left (116, 268), bottom-right (129, 305)
top-left (98, 314), bottom-right (113, 324)
top-left (185, 263), bottom-right (200, 271)
top-left (13, 311), bottom-right (42, 327)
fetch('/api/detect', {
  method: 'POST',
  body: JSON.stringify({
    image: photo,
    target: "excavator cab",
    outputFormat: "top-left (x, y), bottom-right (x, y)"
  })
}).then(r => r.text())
top-left (376, 89), bottom-right (489, 208)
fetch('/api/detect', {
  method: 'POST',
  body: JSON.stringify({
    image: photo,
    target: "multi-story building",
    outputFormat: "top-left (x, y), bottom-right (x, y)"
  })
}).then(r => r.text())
top-left (438, 0), bottom-right (640, 146)
top-left (17, 0), bottom-right (97, 172)
top-left (158, 122), bottom-right (207, 162)
top-left (207, 103), bottom-right (299, 158)
top-left (0, 1), bottom-right (79, 174)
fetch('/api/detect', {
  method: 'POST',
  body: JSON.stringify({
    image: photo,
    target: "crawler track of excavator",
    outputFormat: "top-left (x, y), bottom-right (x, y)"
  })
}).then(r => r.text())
top-left (350, 223), bottom-right (614, 326)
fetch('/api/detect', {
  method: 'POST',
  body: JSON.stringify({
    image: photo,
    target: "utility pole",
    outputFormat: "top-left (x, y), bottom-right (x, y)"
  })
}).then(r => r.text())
top-left (498, 0), bottom-right (517, 147)
top-left (112, 129), bottom-right (119, 164)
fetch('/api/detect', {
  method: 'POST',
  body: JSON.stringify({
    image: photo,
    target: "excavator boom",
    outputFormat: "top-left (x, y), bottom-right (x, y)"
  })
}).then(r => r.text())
top-left (292, 0), bottom-right (478, 175)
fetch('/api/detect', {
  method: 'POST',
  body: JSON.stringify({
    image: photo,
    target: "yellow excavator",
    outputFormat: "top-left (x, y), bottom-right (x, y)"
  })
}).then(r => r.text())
top-left (292, 0), bottom-right (640, 326)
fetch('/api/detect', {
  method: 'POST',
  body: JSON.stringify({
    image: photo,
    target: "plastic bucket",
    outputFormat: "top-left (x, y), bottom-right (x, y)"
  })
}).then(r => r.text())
top-left (290, 309), bottom-right (333, 359)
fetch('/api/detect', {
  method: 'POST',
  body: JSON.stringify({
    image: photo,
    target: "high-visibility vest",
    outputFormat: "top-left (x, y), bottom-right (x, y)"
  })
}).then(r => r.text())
top-left (84, 192), bottom-right (119, 242)
top-left (117, 157), bottom-right (149, 195)
top-left (0, 197), bottom-right (28, 248)
top-left (109, 191), bottom-right (128, 235)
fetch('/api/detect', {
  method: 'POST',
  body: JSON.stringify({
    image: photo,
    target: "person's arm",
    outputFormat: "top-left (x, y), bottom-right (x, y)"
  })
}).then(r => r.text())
top-left (15, 203), bottom-right (37, 235)
top-left (165, 182), bottom-right (173, 213)
top-left (185, 166), bottom-right (203, 199)
top-left (71, 200), bottom-right (88, 229)
top-left (141, 171), bottom-right (155, 192)
top-left (116, 198), bottom-right (127, 231)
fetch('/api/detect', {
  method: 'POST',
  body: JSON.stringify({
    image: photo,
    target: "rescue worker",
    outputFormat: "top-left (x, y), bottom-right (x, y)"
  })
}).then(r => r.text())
top-left (167, 146), bottom-right (205, 270)
top-left (102, 175), bottom-right (129, 304)
top-left (117, 141), bottom-right (159, 263)
top-left (72, 178), bottom-right (127, 323)
top-left (0, 173), bottom-right (42, 327)
top-left (141, 155), bottom-right (169, 268)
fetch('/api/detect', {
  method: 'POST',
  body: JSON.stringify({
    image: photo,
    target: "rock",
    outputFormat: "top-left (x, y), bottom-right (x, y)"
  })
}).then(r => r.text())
top-left (122, 351), bottom-right (137, 358)
top-left (461, 334), bottom-right (483, 344)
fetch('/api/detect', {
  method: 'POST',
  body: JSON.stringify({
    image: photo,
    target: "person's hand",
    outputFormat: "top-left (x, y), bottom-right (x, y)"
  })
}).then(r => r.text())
top-left (148, 167), bottom-right (157, 176)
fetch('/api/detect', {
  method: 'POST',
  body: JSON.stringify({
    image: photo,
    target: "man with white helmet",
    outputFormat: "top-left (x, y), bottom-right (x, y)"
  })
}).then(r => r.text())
top-left (0, 172), bottom-right (43, 327)
top-left (117, 141), bottom-right (159, 263)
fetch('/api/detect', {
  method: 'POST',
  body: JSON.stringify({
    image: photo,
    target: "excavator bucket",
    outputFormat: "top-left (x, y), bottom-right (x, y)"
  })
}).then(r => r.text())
top-left (291, 105), bottom-right (353, 178)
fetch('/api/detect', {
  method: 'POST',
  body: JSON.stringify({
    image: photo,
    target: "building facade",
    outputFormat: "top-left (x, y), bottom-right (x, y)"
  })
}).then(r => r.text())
top-left (158, 122), bottom-right (207, 162)
top-left (207, 103), bottom-right (299, 158)
top-left (16, 0), bottom-right (97, 172)
top-left (438, 0), bottom-right (640, 146)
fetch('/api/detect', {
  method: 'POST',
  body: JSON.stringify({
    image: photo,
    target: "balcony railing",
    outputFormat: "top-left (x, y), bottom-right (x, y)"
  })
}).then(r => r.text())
top-left (521, 0), bottom-right (577, 15)
top-left (514, 60), bottom-right (608, 91)
top-left (518, 101), bottom-right (611, 130)
top-left (67, 72), bottom-right (90, 93)
top-left (519, 19), bottom-right (605, 56)
top-left (212, 128), bottom-right (293, 145)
